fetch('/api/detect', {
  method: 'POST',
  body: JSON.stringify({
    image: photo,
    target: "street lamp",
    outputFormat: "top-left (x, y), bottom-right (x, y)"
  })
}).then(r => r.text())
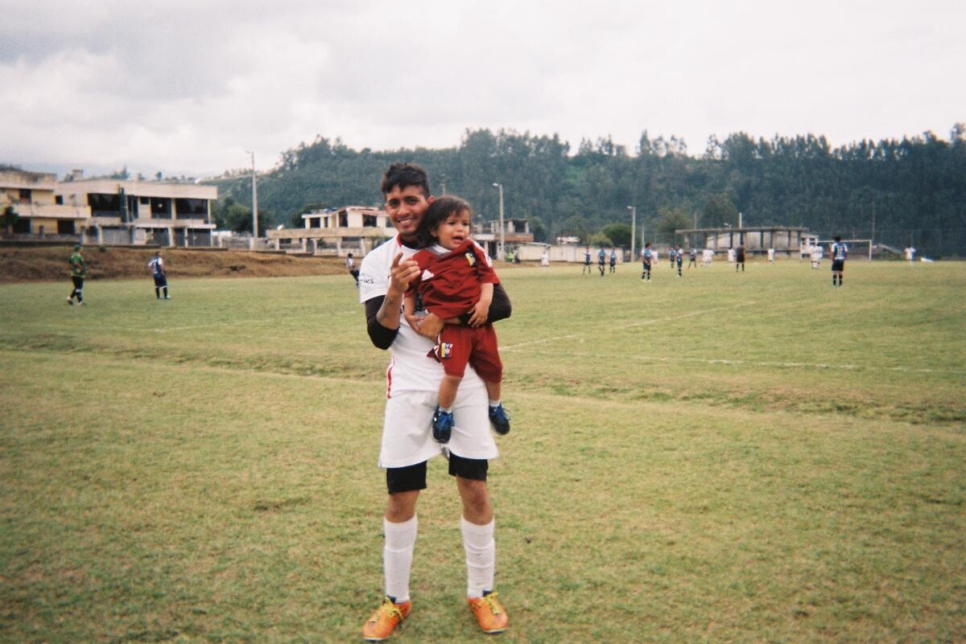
top-left (246, 150), bottom-right (259, 250)
top-left (492, 182), bottom-right (505, 260)
top-left (627, 205), bottom-right (636, 260)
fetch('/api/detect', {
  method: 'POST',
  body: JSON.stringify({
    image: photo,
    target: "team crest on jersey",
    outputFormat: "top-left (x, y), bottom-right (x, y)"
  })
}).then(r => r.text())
top-left (436, 341), bottom-right (454, 360)
top-left (464, 251), bottom-right (477, 266)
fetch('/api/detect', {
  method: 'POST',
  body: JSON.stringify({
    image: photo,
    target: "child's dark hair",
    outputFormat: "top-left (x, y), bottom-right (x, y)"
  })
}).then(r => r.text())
top-left (380, 163), bottom-right (430, 198)
top-left (415, 196), bottom-right (472, 248)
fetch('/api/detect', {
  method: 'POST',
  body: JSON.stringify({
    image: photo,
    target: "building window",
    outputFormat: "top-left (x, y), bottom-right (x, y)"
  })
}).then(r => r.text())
top-left (175, 198), bottom-right (208, 219)
top-left (339, 212), bottom-right (348, 227)
top-left (88, 193), bottom-right (121, 217)
top-left (363, 214), bottom-right (377, 227)
top-left (19, 189), bottom-right (31, 202)
top-left (151, 197), bottom-right (171, 218)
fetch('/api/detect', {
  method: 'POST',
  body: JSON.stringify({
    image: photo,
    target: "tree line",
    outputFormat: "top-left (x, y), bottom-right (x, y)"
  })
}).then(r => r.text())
top-left (209, 124), bottom-right (966, 258)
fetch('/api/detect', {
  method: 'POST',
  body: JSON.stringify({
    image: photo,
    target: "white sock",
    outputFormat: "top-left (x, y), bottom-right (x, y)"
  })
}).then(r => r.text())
top-left (384, 516), bottom-right (417, 603)
top-left (461, 517), bottom-right (495, 598)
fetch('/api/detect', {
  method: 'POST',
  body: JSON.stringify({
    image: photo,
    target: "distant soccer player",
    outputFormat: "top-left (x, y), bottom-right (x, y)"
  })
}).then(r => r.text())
top-left (675, 244), bottom-right (684, 277)
top-left (687, 246), bottom-right (697, 269)
top-left (831, 236), bottom-right (848, 287)
top-left (147, 251), bottom-right (169, 300)
top-left (66, 244), bottom-right (86, 306)
top-left (582, 246), bottom-right (592, 275)
top-left (735, 243), bottom-right (745, 272)
top-left (640, 242), bottom-right (653, 281)
top-left (597, 247), bottom-right (606, 276)
top-left (609, 248), bottom-right (617, 273)
top-left (346, 252), bottom-right (360, 286)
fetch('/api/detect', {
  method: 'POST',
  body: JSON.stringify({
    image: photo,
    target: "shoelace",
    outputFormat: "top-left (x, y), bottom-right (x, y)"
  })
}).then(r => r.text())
top-left (475, 593), bottom-right (503, 615)
top-left (371, 600), bottom-right (404, 624)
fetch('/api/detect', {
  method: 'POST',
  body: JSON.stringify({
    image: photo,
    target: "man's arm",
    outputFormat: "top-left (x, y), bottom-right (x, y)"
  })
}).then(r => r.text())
top-left (365, 295), bottom-right (398, 350)
top-left (364, 251), bottom-right (420, 350)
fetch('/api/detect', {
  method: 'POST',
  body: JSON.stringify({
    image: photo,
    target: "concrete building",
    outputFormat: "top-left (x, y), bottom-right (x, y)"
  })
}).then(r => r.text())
top-left (267, 206), bottom-right (534, 259)
top-left (0, 167), bottom-right (91, 239)
top-left (677, 226), bottom-right (813, 257)
top-left (266, 206), bottom-right (394, 256)
top-left (55, 172), bottom-right (217, 247)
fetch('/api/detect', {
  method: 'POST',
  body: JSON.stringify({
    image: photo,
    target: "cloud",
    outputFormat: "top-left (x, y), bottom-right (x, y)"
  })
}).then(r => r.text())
top-left (1, 0), bottom-right (963, 177)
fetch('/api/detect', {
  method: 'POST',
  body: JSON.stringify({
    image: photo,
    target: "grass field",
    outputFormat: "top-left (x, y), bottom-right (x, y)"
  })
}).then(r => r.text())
top-left (1, 258), bottom-right (964, 642)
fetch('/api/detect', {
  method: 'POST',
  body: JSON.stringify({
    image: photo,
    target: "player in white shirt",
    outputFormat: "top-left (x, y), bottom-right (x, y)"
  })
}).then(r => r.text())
top-left (357, 163), bottom-right (511, 639)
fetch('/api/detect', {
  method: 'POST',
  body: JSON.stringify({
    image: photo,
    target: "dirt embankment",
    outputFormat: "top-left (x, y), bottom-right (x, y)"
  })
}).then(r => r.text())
top-left (0, 245), bottom-right (347, 283)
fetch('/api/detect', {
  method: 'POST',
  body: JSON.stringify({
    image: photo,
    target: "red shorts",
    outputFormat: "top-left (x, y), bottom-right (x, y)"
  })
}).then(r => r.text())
top-left (435, 324), bottom-right (503, 382)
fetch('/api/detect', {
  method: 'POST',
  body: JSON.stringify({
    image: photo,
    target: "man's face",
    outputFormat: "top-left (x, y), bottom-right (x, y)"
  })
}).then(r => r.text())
top-left (384, 185), bottom-right (432, 241)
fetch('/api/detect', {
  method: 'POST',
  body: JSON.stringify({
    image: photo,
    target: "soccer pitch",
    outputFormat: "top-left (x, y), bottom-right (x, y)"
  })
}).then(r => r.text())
top-left (1, 259), bottom-right (964, 642)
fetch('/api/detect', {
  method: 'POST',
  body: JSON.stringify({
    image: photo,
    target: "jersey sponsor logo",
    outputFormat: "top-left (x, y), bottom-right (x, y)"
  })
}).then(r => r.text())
top-left (421, 268), bottom-right (436, 280)
top-left (464, 251), bottom-right (477, 267)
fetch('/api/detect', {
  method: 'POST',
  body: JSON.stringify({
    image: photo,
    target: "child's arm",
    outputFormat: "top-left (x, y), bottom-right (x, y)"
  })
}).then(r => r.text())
top-left (468, 282), bottom-right (493, 327)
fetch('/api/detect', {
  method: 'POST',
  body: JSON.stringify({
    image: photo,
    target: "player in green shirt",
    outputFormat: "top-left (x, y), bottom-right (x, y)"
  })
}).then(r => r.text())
top-left (67, 244), bottom-right (87, 306)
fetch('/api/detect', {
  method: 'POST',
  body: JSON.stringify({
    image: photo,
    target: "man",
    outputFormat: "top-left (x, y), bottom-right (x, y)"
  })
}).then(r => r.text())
top-left (147, 251), bottom-right (170, 300)
top-left (830, 236), bottom-right (848, 287)
top-left (357, 163), bottom-right (511, 640)
top-left (640, 242), bottom-right (653, 281)
top-left (597, 247), bottom-right (606, 276)
top-left (609, 248), bottom-right (617, 273)
top-left (687, 246), bottom-right (697, 269)
top-left (346, 252), bottom-right (360, 286)
top-left (735, 243), bottom-right (745, 272)
top-left (67, 244), bottom-right (86, 306)
top-left (582, 246), bottom-right (592, 274)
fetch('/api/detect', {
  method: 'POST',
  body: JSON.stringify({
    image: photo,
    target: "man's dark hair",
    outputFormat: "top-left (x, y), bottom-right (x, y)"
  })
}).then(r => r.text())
top-left (416, 196), bottom-right (471, 248)
top-left (380, 163), bottom-right (431, 198)
top-left (834, 235), bottom-right (842, 242)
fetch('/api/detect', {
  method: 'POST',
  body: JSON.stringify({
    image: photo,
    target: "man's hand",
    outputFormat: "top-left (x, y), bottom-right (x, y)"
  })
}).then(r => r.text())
top-left (389, 252), bottom-right (420, 293)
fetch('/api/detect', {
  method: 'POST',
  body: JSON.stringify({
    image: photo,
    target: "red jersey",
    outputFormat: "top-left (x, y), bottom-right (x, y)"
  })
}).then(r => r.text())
top-left (410, 240), bottom-right (499, 320)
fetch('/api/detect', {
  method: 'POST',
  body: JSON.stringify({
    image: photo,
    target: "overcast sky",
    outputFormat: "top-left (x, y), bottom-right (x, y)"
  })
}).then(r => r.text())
top-left (2, 0), bottom-right (963, 179)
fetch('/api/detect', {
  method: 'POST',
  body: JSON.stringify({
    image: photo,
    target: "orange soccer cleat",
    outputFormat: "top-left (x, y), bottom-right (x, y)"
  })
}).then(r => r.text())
top-left (362, 596), bottom-right (411, 641)
top-left (467, 591), bottom-right (509, 634)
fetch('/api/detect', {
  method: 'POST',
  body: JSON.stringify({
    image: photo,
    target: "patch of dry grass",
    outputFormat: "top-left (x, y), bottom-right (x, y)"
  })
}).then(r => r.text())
top-left (0, 244), bottom-right (346, 283)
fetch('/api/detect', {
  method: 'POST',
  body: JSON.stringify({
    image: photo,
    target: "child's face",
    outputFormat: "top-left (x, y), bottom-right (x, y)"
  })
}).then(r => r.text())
top-left (431, 208), bottom-right (472, 250)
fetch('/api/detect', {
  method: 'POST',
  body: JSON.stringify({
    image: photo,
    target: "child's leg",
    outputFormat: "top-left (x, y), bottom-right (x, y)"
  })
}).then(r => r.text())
top-left (484, 379), bottom-right (501, 404)
top-left (438, 374), bottom-right (462, 411)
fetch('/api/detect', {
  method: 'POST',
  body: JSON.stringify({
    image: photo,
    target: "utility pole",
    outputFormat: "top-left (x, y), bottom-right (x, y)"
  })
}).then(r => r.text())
top-left (247, 151), bottom-right (259, 250)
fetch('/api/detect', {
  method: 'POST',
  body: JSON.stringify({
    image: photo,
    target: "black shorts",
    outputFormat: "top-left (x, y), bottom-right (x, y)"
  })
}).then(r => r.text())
top-left (831, 260), bottom-right (845, 272)
top-left (386, 453), bottom-right (489, 494)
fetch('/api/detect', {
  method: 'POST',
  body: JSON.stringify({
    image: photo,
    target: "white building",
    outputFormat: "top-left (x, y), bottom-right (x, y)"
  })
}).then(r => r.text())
top-left (55, 172), bottom-right (217, 247)
top-left (0, 167), bottom-right (91, 239)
